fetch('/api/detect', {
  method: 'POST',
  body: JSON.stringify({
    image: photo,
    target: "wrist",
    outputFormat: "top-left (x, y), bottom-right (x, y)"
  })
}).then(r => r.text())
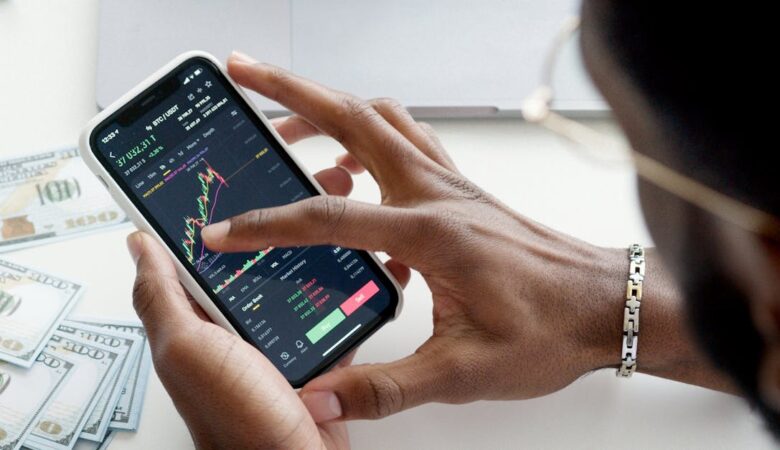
top-left (577, 246), bottom-right (736, 391)
top-left (565, 246), bottom-right (630, 375)
top-left (570, 247), bottom-right (706, 382)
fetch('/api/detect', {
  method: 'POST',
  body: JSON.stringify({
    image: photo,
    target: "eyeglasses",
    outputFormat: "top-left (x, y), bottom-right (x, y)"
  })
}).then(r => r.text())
top-left (522, 16), bottom-right (780, 241)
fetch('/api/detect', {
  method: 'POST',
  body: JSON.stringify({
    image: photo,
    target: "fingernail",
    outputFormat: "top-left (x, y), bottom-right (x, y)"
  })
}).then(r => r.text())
top-left (126, 233), bottom-right (143, 264)
top-left (201, 220), bottom-right (230, 243)
top-left (230, 50), bottom-right (256, 65)
top-left (301, 391), bottom-right (342, 423)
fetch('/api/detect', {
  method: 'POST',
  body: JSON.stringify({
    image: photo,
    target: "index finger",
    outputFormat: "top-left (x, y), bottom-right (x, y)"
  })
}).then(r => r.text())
top-left (227, 52), bottom-right (434, 186)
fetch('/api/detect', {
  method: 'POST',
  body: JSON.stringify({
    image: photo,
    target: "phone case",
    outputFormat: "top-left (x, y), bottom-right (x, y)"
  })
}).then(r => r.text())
top-left (78, 51), bottom-right (404, 383)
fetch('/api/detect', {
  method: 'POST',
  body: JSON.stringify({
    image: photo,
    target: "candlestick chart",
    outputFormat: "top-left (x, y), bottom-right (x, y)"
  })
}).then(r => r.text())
top-left (179, 159), bottom-right (273, 292)
top-left (181, 161), bottom-right (228, 267)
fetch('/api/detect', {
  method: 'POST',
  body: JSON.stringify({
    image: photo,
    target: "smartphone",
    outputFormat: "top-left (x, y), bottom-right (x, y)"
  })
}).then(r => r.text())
top-left (80, 51), bottom-right (403, 387)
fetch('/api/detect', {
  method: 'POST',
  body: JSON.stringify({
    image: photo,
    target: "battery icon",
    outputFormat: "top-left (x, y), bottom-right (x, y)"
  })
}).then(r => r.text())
top-left (194, 68), bottom-right (203, 76)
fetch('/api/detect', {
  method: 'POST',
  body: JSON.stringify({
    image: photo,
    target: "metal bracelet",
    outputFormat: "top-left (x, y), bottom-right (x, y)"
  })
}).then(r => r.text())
top-left (617, 244), bottom-right (645, 377)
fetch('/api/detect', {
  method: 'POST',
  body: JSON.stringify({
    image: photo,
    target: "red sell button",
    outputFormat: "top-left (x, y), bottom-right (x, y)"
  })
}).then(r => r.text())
top-left (339, 280), bottom-right (380, 316)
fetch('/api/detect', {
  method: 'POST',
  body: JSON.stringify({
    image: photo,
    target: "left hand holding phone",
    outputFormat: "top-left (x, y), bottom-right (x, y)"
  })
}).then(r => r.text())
top-left (126, 118), bottom-right (411, 450)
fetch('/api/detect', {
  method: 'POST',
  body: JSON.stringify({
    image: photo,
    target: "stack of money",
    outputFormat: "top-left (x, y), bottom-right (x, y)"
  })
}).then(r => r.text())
top-left (0, 259), bottom-right (152, 450)
top-left (0, 148), bottom-right (129, 253)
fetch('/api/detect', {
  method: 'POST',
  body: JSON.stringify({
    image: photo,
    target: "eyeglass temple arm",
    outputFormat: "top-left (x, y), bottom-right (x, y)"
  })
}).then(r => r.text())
top-left (540, 16), bottom-right (582, 87)
top-left (541, 111), bottom-right (780, 238)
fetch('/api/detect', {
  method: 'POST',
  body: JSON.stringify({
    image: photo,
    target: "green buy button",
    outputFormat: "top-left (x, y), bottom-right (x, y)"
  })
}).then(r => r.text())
top-left (306, 309), bottom-right (346, 344)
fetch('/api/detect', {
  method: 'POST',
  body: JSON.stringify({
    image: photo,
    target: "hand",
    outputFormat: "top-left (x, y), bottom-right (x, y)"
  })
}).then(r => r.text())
top-left (126, 117), bottom-right (411, 449)
top-left (201, 51), bottom-right (630, 423)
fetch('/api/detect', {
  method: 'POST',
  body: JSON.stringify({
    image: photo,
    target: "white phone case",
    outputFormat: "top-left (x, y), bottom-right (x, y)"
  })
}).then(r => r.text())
top-left (79, 51), bottom-right (404, 364)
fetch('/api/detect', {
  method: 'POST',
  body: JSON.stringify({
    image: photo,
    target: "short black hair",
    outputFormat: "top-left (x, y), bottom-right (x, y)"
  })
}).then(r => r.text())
top-left (590, 1), bottom-right (780, 437)
top-left (596, 3), bottom-right (777, 217)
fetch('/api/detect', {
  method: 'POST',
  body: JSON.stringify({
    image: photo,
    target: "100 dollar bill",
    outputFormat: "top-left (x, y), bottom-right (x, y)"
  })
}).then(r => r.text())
top-left (0, 352), bottom-right (73, 450)
top-left (25, 333), bottom-right (125, 450)
top-left (0, 148), bottom-right (128, 253)
top-left (58, 321), bottom-right (141, 442)
top-left (0, 259), bottom-right (83, 368)
top-left (72, 317), bottom-right (152, 432)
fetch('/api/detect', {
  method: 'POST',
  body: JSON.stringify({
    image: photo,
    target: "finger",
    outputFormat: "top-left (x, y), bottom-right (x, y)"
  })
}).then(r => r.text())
top-left (416, 121), bottom-right (458, 170)
top-left (227, 52), bottom-right (435, 185)
top-left (126, 232), bottom-right (202, 343)
top-left (334, 153), bottom-right (365, 175)
top-left (384, 258), bottom-right (411, 288)
top-left (300, 352), bottom-right (448, 422)
top-left (201, 196), bottom-right (426, 263)
top-left (271, 115), bottom-right (321, 145)
top-left (368, 98), bottom-right (458, 172)
top-left (312, 166), bottom-right (353, 197)
top-left (332, 116), bottom-right (456, 175)
top-left (302, 348), bottom-right (358, 405)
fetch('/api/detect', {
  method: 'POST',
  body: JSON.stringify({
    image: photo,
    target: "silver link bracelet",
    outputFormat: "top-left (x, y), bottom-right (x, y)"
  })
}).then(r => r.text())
top-left (617, 244), bottom-right (645, 377)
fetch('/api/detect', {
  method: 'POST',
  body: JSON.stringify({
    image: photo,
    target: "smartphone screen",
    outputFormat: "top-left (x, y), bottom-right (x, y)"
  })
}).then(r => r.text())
top-left (89, 56), bottom-right (399, 386)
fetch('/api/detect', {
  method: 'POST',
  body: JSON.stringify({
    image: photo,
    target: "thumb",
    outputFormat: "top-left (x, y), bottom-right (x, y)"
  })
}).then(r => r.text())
top-left (126, 231), bottom-right (200, 343)
top-left (300, 352), bottom-right (449, 422)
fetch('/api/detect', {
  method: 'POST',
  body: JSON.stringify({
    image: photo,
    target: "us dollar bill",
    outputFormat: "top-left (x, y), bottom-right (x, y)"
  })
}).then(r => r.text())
top-left (0, 259), bottom-right (83, 368)
top-left (57, 321), bottom-right (141, 442)
top-left (25, 333), bottom-right (125, 450)
top-left (0, 148), bottom-right (128, 253)
top-left (0, 352), bottom-right (73, 450)
top-left (71, 318), bottom-right (151, 431)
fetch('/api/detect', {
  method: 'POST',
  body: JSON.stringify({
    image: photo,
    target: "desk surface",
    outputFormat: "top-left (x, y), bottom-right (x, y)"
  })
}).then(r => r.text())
top-left (0, 1), bottom-right (775, 449)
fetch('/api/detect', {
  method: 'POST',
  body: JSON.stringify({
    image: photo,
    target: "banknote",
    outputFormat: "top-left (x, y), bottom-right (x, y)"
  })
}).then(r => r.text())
top-left (0, 148), bottom-right (128, 253)
top-left (56, 321), bottom-right (141, 442)
top-left (0, 259), bottom-right (83, 368)
top-left (71, 318), bottom-right (151, 432)
top-left (25, 333), bottom-right (125, 450)
top-left (0, 352), bottom-right (73, 450)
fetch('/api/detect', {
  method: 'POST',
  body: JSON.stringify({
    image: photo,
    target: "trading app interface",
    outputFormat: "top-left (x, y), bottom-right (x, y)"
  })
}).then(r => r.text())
top-left (94, 59), bottom-right (396, 382)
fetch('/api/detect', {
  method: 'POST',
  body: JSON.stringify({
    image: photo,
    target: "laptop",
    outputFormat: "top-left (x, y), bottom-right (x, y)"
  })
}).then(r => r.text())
top-left (96, 0), bottom-right (606, 117)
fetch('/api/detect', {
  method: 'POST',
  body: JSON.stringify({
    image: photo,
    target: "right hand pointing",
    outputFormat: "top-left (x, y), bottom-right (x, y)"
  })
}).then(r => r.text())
top-left (202, 51), bottom-right (628, 423)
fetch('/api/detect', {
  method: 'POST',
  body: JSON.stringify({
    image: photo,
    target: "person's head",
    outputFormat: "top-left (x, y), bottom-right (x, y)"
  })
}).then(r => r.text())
top-left (579, 0), bottom-right (780, 435)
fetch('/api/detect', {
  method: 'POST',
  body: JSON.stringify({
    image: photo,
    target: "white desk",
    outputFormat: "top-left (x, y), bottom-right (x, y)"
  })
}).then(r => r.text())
top-left (0, 1), bottom-right (775, 449)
